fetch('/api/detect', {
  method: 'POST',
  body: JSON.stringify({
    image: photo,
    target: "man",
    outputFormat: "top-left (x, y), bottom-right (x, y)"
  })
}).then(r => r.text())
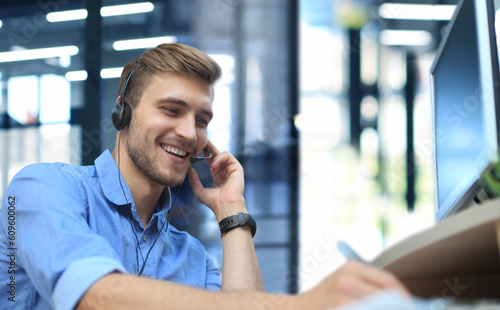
top-left (0, 43), bottom-right (406, 310)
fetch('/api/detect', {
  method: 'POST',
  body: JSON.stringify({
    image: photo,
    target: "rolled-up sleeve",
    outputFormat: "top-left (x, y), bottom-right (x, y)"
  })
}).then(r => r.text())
top-left (53, 257), bottom-right (126, 310)
top-left (8, 164), bottom-right (127, 310)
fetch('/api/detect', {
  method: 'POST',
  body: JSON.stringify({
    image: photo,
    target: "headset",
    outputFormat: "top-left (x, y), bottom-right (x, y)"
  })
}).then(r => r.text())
top-left (112, 55), bottom-right (212, 275)
top-left (111, 56), bottom-right (139, 131)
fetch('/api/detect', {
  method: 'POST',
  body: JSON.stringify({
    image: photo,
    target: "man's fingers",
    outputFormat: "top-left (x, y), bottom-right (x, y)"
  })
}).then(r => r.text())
top-left (339, 278), bottom-right (383, 303)
top-left (188, 168), bottom-right (203, 193)
top-left (317, 262), bottom-right (410, 308)
top-left (206, 139), bottom-right (219, 151)
top-left (205, 140), bottom-right (219, 156)
top-left (342, 262), bottom-right (409, 295)
top-left (203, 140), bottom-right (219, 168)
top-left (210, 151), bottom-right (233, 174)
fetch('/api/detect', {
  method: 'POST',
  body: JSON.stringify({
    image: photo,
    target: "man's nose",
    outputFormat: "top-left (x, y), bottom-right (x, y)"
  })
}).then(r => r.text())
top-left (175, 115), bottom-right (197, 142)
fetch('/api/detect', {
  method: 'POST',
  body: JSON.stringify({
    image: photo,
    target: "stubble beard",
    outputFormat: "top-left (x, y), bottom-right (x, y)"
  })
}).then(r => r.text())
top-left (126, 117), bottom-right (188, 188)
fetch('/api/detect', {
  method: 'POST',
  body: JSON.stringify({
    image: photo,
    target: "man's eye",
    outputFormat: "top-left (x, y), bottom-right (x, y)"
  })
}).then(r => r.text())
top-left (164, 107), bottom-right (178, 114)
top-left (197, 118), bottom-right (209, 126)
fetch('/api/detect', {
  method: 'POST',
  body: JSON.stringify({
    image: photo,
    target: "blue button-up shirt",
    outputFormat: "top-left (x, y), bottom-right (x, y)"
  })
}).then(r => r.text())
top-left (0, 150), bottom-right (221, 310)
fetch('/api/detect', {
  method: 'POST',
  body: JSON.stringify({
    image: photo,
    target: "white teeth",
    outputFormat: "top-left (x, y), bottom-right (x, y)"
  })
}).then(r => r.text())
top-left (162, 144), bottom-right (187, 157)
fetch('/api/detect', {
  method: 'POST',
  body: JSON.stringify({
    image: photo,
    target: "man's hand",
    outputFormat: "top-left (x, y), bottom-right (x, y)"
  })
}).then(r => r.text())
top-left (188, 140), bottom-right (264, 291)
top-left (297, 261), bottom-right (409, 309)
top-left (189, 140), bottom-right (247, 222)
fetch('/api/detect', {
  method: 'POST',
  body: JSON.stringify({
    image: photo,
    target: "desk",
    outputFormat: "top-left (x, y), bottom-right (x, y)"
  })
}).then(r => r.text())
top-left (371, 199), bottom-right (500, 299)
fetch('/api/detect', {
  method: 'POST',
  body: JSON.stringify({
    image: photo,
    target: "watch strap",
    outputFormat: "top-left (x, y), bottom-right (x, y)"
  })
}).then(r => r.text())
top-left (218, 212), bottom-right (257, 238)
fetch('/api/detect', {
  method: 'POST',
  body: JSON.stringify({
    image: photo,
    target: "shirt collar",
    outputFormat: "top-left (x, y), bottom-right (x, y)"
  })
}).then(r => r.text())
top-left (155, 189), bottom-right (172, 215)
top-left (94, 150), bottom-right (172, 213)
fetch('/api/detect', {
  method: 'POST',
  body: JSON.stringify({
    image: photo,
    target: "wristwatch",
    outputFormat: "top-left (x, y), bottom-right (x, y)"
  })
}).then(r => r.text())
top-left (218, 212), bottom-right (257, 238)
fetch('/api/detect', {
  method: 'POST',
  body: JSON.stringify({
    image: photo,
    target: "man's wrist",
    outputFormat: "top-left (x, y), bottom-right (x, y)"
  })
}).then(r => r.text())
top-left (214, 199), bottom-right (247, 222)
top-left (219, 212), bottom-right (257, 238)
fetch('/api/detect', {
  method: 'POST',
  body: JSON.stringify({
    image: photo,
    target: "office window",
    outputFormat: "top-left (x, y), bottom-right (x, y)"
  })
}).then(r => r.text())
top-left (7, 75), bottom-right (39, 125)
top-left (39, 74), bottom-right (71, 124)
top-left (208, 54), bottom-right (234, 153)
top-left (1, 74), bottom-right (73, 199)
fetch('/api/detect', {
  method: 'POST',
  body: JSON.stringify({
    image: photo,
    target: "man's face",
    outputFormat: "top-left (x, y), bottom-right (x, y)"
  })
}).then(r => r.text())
top-left (125, 72), bottom-right (213, 187)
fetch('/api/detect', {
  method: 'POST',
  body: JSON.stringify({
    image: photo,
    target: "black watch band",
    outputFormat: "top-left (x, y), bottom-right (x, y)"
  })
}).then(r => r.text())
top-left (218, 212), bottom-right (257, 238)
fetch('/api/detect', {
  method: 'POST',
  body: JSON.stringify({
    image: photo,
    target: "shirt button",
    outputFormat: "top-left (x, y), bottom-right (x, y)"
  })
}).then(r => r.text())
top-left (142, 234), bottom-right (147, 241)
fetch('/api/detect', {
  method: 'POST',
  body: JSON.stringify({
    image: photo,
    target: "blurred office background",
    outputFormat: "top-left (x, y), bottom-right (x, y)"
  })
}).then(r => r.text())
top-left (0, 0), bottom-right (458, 293)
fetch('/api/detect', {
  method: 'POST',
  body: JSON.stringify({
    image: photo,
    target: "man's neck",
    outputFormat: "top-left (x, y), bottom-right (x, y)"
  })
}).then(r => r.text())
top-left (128, 177), bottom-right (164, 228)
top-left (112, 149), bottom-right (164, 228)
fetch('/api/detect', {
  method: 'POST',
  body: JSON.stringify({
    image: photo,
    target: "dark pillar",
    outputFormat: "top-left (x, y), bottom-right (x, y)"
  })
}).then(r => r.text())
top-left (287, 0), bottom-right (300, 294)
top-left (234, 0), bottom-right (246, 161)
top-left (349, 29), bottom-right (362, 151)
top-left (405, 52), bottom-right (416, 212)
top-left (82, 0), bottom-right (102, 165)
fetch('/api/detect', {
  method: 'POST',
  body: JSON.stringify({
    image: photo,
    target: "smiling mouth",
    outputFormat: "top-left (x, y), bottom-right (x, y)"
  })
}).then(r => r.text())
top-left (161, 143), bottom-right (189, 159)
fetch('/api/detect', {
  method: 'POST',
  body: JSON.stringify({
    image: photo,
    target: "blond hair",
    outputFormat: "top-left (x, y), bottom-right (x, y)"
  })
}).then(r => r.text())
top-left (118, 43), bottom-right (221, 108)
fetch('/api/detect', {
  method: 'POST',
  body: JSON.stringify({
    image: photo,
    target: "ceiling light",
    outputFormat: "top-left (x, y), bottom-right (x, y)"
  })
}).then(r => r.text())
top-left (101, 2), bottom-right (154, 17)
top-left (65, 68), bottom-right (122, 81)
top-left (0, 46), bottom-right (79, 63)
top-left (66, 68), bottom-right (124, 80)
top-left (45, 2), bottom-right (154, 23)
top-left (379, 4), bottom-right (456, 20)
top-left (100, 68), bottom-right (123, 79)
top-left (379, 30), bottom-right (432, 46)
top-left (47, 9), bottom-right (88, 22)
top-left (112, 36), bottom-right (177, 51)
top-left (0, 20), bottom-right (3, 28)
top-left (65, 70), bottom-right (88, 81)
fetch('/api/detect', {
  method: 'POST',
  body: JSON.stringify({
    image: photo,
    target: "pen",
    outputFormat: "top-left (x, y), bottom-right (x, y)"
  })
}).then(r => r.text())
top-left (337, 241), bottom-right (368, 264)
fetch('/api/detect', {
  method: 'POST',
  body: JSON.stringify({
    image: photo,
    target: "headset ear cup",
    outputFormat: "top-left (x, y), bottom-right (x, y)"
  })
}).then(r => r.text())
top-left (121, 101), bottom-right (132, 129)
top-left (112, 103), bottom-right (123, 130)
top-left (111, 101), bottom-right (131, 130)
top-left (113, 56), bottom-right (140, 130)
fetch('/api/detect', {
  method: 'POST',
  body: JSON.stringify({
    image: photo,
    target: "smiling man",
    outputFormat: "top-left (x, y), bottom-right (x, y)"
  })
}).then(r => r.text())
top-left (0, 43), bottom-right (407, 310)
